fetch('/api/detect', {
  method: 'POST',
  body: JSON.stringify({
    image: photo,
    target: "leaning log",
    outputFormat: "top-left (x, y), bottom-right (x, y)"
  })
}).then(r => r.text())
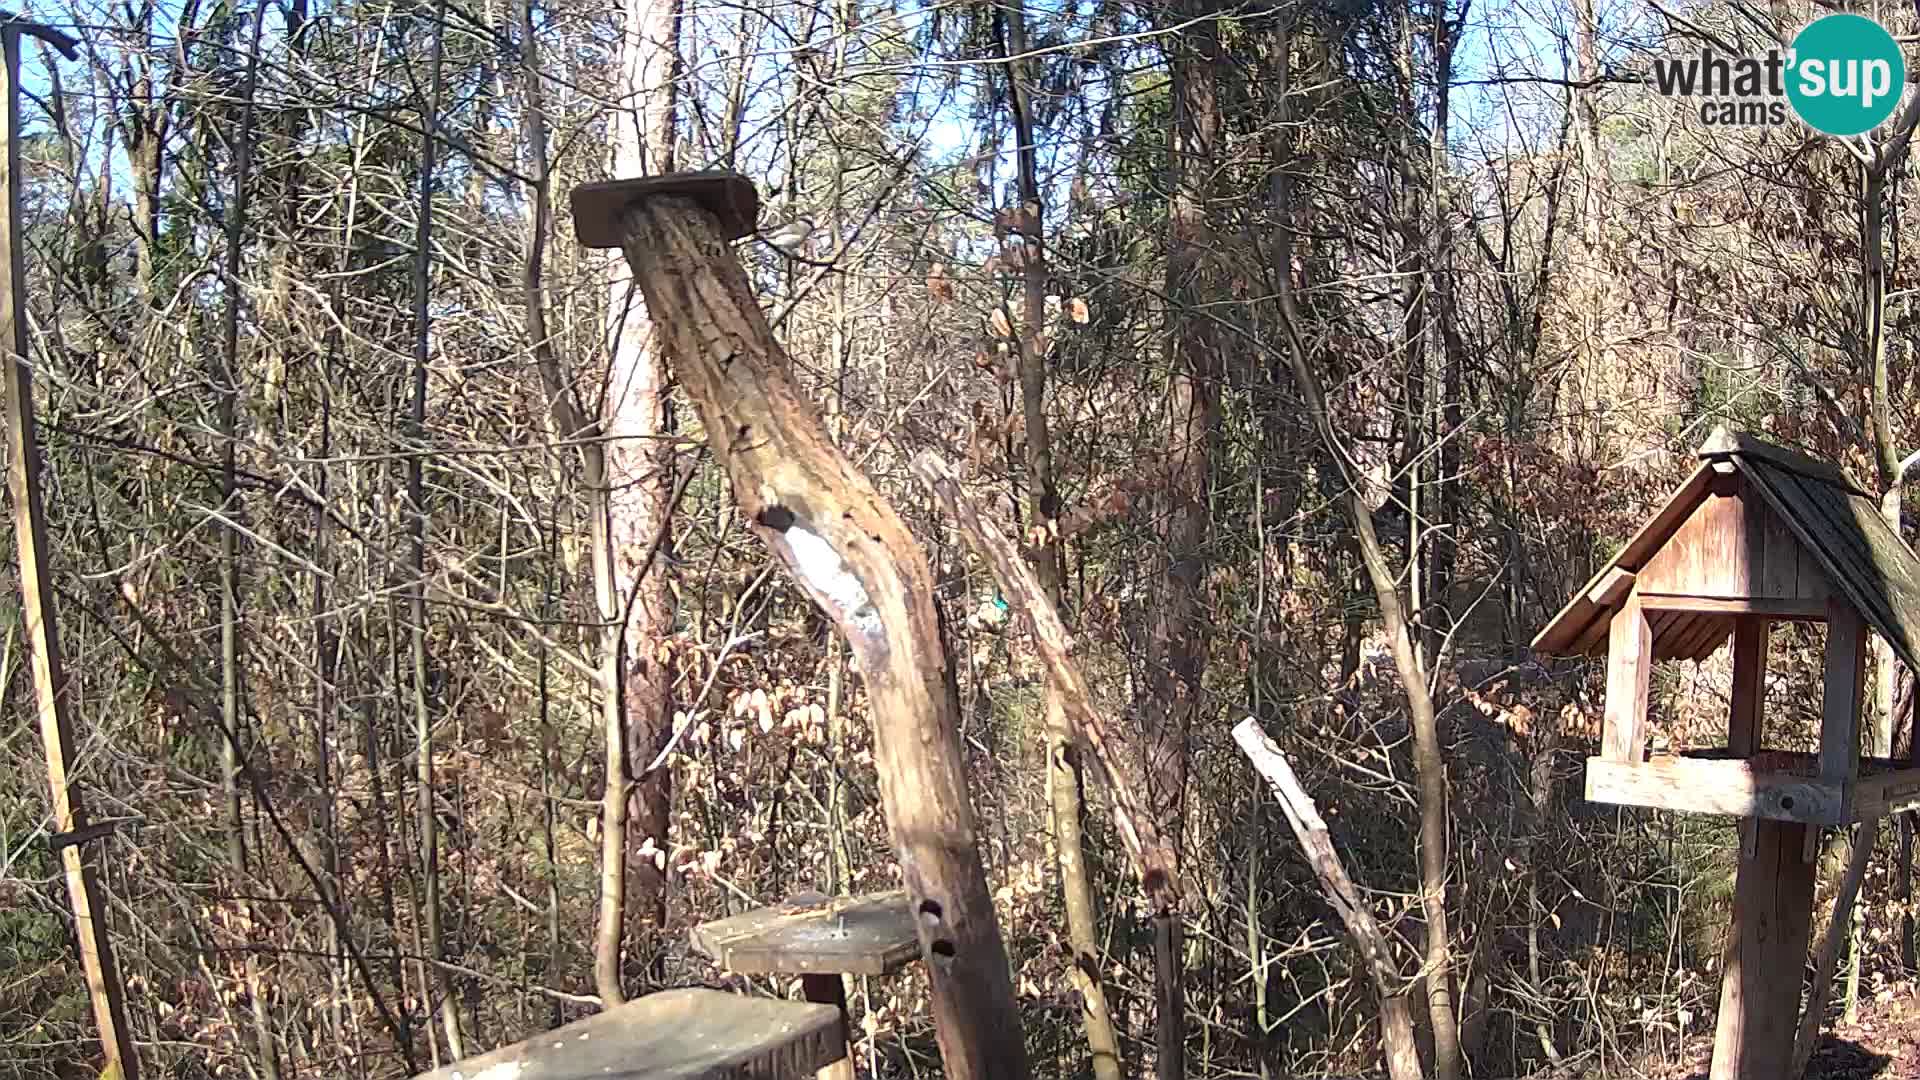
top-left (912, 450), bottom-right (1177, 911)
top-left (570, 172), bottom-right (1029, 1080)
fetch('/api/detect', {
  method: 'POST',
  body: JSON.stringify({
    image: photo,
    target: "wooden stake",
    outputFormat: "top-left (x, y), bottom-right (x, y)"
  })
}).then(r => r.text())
top-left (571, 176), bottom-right (1029, 1080)
top-left (0, 19), bottom-right (139, 1080)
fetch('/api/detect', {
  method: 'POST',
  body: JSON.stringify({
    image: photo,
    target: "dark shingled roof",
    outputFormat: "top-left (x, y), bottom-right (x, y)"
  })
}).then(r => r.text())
top-left (1531, 427), bottom-right (1920, 676)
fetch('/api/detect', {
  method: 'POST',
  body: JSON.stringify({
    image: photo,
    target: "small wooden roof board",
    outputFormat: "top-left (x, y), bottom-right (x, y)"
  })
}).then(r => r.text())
top-left (1532, 426), bottom-right (1920, 676)
top-left (691, 890), bottom-right (920, 977)
top-left (571, 171), bottom-right (760, 248)
top-left (411, 988), bottom-right (844, 1080)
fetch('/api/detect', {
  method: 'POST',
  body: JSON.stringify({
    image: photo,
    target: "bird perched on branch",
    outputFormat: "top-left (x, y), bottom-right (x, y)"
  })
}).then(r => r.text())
top-left (758, 216), bottom-right (815, 256)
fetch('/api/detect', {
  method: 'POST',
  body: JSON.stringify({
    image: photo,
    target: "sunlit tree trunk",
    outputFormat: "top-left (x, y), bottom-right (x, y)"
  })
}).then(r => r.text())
top-left (1002, 2), bottom-right (1122, 1074)
top-left (592, 0), bottom-right (682, 1003)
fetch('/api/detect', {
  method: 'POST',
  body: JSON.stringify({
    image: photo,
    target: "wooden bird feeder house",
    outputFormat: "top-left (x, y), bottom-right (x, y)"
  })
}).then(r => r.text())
top-left (1533, 426), bottom-right (1920, 1080)
top-left (1535, 427), bottom-right (1920, 824)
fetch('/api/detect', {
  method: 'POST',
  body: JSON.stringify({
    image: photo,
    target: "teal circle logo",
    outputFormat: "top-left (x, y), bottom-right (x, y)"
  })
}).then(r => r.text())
top-left (1787, 14), bottom-right (1905, 135)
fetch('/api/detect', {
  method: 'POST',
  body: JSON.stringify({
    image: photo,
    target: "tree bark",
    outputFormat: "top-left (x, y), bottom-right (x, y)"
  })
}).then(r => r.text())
top-left (598, 0), bottom-right (682, 996)
top-left (594, 188), bottom-right (1030, 1080)
top-left (1152, 6), bottom-right (1225, 1072)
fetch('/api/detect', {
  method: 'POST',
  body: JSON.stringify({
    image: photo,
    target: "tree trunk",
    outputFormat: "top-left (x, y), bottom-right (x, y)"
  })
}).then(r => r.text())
top-left (213, 7), bottom-right (280, 1074)
top-left (1270, 114), bottom-right (1461, 1080)
top-left (1001, 3), bottom-right (1123, 1075)
top-left (1152, 6), bottom-right (1225, 1073)
top-left (596, 0), bottom-right (682, 996)
top-left (591, 187), bottom-right (1031, 1080)
top-left (407, 1), bottom-right (464, 1056)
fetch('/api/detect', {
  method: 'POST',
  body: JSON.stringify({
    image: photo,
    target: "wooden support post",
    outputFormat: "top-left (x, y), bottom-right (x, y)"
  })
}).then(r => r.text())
top-left (0, 20), bottom-right (139, 1080)
top-left (1820, 598), bottom-right (1867, 788)
top-left (802, 974), bottom-right (854, 1080)
top-left (1601, 595), bottom-right (1652, 762)
top-left (571, 174), bottom-right (1029, 1080)
top-left (1710, 615), bottom-right (1815, 1080)
top-left (1731, 618), bottom-right (1769, 858)
top-left (1709, 819), bottom-right (1817, 1080)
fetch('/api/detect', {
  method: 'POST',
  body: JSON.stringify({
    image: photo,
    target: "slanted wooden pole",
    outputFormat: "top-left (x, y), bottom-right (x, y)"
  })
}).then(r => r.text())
top-left (0, 18), bottom-right (140, 1080)
top-left (570, 173), bottom-right (1030, 1080)
top-left (1710, 617), bottom-right (1815, 1080)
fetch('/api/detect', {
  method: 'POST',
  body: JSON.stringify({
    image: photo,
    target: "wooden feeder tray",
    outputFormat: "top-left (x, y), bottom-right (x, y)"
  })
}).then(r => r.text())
top-left (691, 890), bottom-right (919, 977)
top-left (1585, 749), bottom-right (1920, 825)
top-left (411, 987), bottom-right (844, 1080)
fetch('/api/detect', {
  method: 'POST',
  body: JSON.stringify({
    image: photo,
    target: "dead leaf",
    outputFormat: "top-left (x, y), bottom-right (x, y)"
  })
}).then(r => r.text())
top-left (1070, 297), bottom-right (1090, 323)
top-left (927, 262), bottom-right (954, 303)
top-left (988, 308), bottom-right (1013, 339)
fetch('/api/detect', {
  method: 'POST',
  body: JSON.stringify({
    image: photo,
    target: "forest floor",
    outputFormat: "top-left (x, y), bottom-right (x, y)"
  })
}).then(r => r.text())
top-left (1642, 981), bottom-right (1920, 1080)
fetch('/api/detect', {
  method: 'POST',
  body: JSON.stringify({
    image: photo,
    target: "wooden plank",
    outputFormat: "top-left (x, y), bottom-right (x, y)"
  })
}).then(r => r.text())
top-left (1699, 424), bottom-right (1867, 495)
top-left (1532, 462), bottom-right (1715, 655)
top-left (1705, 492), bottom-right (1753, 596)
top-left (1820, 596), bottom-right (1867, 794)
top-left (1794, 531), bottom-right (1833, 605)
top-left (572, 172), bottom-right (760, 246)
top-left (1641, 492), bottom-right (1755, 597)
top-left (1587, 567), bottom-right (1635, 607)
top-left (0, 26), bottom-right (139, 1080)
top-left (1851, 765), bottom-right (1920, 818)
top-left (1666, 611), bottom-right (1714, 659)
top-left (1568, 608), bottom-right (1613, 655)
top-left (691, 891), bottom-right (919, 977)
top-left (1797, 476), bottom-right (1900, 624)
top-left (412, 988), bottom-right (846, 1080)
top-left (1709, 819), bottom-right (1818, 1080)
top-left (1584, 757), bottom-right (1844, 824)
top-left (1823, 482), bottom-right (1920, 674)
top-left (1755, 464), bottom-right (1913, 676)
top-left (1601, 598), bottom-right (1652, 763)
top-left (1756, 497), bottom-right (1803, 600)
top-left (1675, 614), bottom-right (1728, 663)
top-left (1636, 594), bottom-right (1827, 620)
top-left (1635, 511), bottom-right (1695, 594)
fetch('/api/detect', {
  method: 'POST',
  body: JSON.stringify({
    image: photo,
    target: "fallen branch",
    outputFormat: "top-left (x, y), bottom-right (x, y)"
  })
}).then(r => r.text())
top-left (912, 450), bottom-right (1178, 911)
top-left (1232, 717), bottom-right (1420, 1080)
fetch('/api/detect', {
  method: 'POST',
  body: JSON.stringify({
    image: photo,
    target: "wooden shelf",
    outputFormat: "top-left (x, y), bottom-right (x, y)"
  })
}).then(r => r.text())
top-left (1586, 751), bottom-right (1920, 825)
top-left (412, 988), bottom-right (844, 1080)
